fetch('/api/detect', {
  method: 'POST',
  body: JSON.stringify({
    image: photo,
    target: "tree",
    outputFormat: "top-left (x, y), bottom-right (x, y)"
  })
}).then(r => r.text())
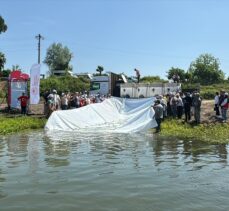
top-left (40, 75), bottom-right (90, 95)
top-left (0, 52), bottom-right (6, 71)
top-left (43, 43), bottom-right (73, 75)
top-left (12, 64), bottom-right (21, 71)
top-left (96, 66), bottom-right (104, 76)
top-left (188, 53), bottom-right (225, 85)
top-left (0, 16), bottom-right (7, 75)
top-left (1, 69), bottom-right (11, 77)
top-left (167, 67), bottom-right (186, 82)
top-left (0, 16), bottom-right (7, 34)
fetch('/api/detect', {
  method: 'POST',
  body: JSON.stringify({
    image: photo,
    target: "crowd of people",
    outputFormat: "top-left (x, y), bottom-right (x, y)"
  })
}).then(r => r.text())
top-left (16, 88), bottom-right (228, 133)
top-left (153, 92), bottom-right (202, 133)
top-left (43, 89), bottom-right (110, 118)
top-left (153, 90), bottom-right (229, 133)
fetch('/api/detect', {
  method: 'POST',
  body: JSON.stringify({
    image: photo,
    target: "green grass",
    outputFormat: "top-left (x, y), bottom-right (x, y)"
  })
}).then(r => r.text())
top-left (0, 116), bottom-right (46, 135)
top-left (1, 114), bottom-right (229, 144)
top-left (160, 119), bottom-right (229, 144)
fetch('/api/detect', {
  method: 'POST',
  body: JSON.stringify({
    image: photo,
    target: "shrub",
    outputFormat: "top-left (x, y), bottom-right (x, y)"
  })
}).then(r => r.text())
top-left (40, 76), bottom-right (90, 95)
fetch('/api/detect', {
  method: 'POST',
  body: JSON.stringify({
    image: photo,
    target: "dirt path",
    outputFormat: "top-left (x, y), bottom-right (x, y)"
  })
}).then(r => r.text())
top-left (201, 100), bottom-right (216, 123)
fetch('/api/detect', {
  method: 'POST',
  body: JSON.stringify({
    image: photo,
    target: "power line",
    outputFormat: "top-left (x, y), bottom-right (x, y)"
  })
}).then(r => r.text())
top-left (35, 34), bottom-right (44, 64)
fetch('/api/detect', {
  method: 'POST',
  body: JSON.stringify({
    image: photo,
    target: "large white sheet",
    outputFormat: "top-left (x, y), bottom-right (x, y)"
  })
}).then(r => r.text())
top-left (45, 97), bottom-right (157, 133)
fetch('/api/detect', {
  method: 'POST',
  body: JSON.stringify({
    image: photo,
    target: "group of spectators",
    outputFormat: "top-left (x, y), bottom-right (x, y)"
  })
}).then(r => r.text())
top-left (17, 88), bottom-right (228, 131)
top-left (214, 91), bottom-right (229, 122)
top-left (153, 92), bottom-right (202, 133)
top-left (43, 89), bottom-right (110, 117)
top-left (153, 90), bottom-right (229, 133)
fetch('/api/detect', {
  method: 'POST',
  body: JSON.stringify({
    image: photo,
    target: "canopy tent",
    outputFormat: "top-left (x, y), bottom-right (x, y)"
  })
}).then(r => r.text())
top-left (45, 97), bottom-right (157, 133)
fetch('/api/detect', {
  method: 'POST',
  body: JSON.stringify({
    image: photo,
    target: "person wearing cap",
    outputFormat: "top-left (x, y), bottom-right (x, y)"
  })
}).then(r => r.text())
top-left (183, 92), bottom-right (192, 122)
top-left (153, 99), bottom-right (164, 133)
top-left (220, 92), bottom-right (228, 122)
top-left (52, 89), bottom-right (61, 110)
top-left (47, 94), bottom-right (55, 118)
top-left (158, 95), bottom-right (167, 119)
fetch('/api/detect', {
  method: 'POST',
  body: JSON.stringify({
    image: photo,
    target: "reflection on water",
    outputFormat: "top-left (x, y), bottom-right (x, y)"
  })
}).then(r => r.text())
top-left (0, 131), bottom-right (229, 210)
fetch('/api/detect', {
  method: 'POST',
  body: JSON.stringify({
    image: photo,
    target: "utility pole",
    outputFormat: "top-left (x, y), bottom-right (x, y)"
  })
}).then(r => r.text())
top-left (35, 34), bottom-right (44, 64)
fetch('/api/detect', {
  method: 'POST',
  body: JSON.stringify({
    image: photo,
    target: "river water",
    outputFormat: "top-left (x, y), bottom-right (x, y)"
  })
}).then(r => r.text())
top-left (0, 131), bottom-right (229, 211)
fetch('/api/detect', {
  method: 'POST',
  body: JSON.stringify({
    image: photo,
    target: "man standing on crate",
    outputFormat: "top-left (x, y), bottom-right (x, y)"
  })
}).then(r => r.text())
top-left (18, 92), bottom-right (29, 115)
top-left (134, 68), bottom-right (141, 83)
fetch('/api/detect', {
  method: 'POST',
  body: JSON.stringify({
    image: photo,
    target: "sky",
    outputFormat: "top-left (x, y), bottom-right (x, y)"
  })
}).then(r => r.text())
top-left (1, 0), bottom-right (229, 78)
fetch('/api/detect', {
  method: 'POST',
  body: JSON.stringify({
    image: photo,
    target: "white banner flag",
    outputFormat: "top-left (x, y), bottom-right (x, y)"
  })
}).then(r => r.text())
top-left (30, 64), bottom-right (41, 104)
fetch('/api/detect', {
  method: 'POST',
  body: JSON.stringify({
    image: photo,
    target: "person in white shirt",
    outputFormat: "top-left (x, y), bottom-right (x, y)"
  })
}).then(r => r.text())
top-left (176, 94), bottom-right (183, 119)
top-left (61, 93), bottom-right (68, 110)
top-left (52, 89), bottom-right (61, 110)
top-left (85, 96), bottom-right (91, 105)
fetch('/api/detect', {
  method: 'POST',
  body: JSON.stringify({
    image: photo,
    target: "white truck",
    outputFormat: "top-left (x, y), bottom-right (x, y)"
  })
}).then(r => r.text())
top-left (89, 72), bottom-right (181, 98)
top-left (89, 72), bottom-right (125, 97)
top-left (120, 82), bottom-right (181, 98)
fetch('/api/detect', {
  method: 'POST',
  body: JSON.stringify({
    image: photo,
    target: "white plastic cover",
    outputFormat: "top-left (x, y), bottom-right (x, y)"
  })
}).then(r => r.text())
top-left (45, 97), bottom-right (157, 133)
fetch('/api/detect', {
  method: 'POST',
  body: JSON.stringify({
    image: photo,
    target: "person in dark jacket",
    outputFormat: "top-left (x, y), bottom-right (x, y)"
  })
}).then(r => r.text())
top-left (183, 92), bottom-right (192, 122)
top-left (214, 92), bottom-right (220, 116)
top-left (219, 90), bottom-right (225, 115)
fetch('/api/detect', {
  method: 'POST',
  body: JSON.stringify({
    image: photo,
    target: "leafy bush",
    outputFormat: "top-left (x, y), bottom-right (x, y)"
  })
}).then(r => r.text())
top-left (40, 76), bottom-right (90, 95)
top-left (200, 91), bottom-right (215, 99)
top-left (200, 82), bottom-right (229, 99)
top-left (181, 82), bottom-right (229, 99)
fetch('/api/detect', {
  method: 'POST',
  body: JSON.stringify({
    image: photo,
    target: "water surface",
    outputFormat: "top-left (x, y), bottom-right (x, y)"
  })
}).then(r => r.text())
top-left (0, 131), bottom-right (229, 210)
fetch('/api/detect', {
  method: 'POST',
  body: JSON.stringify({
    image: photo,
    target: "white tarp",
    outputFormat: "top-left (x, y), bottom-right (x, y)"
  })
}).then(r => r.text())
top-left (45, 97), bottom-right (157, 133)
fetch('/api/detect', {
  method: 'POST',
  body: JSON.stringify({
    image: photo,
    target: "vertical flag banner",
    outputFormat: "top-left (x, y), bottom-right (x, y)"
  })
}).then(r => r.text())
top-left (30, 64), bottom-right (41, 104)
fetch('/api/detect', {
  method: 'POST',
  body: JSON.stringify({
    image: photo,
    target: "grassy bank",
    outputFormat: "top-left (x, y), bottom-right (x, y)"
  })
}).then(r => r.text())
top-left (160, 119), bottom-right (229, 144)
top-left (1, 114), bottom-right (229, 144)
top-left (0, 116), bottom-right (46, 135)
